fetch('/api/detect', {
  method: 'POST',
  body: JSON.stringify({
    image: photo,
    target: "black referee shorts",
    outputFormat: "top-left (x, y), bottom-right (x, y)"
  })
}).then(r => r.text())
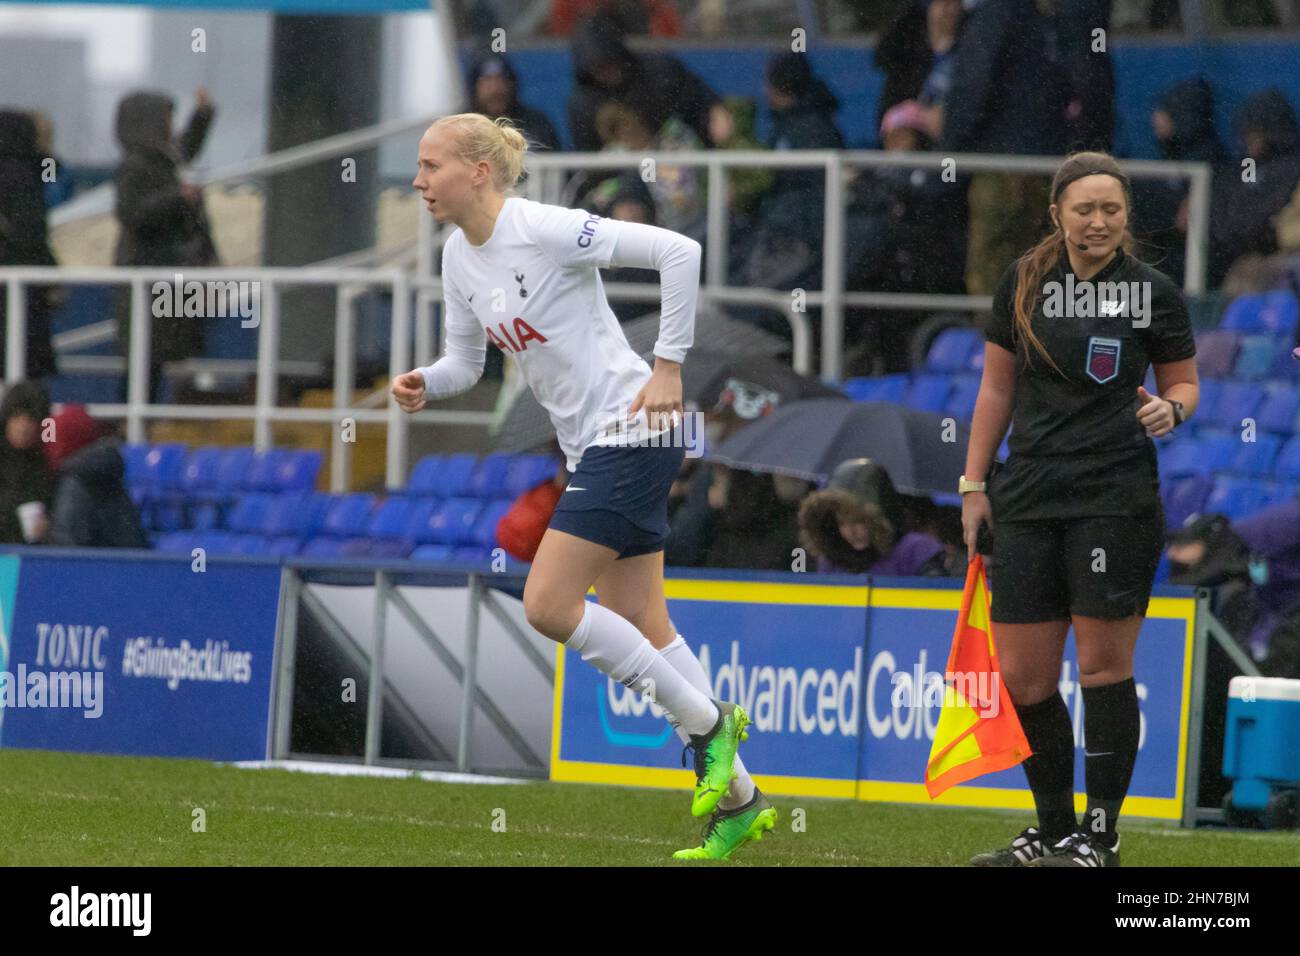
top-left (987, 508), bottom-right (1165, 623)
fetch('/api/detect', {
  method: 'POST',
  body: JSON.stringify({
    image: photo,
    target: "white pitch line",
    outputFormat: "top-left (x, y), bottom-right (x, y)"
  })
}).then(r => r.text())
top-left (227, 759), bottom-right (530, 786)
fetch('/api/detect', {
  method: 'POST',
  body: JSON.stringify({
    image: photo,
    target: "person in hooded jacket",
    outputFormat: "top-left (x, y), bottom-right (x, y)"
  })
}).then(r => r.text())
top-left (1209, 89), bottom-right (1300, 288)
top-left (1132, 76), bottom-right (1229, 283)
top-left (0, 381), bottom-right (56, 545)
top-left (798, 458), bottom-right (954, 576)
top-left (469, 53), bottom-right (561, 153)
top-left (739, 52), bottom-right (844, 300)
top-left (112, 88), bottom-right (217, 403)
top-left (873, 0), bottom-right (963, 136)
top-left (0, 110), bottom-right (59, 381)
top-left (566, 12), bottom-right (730, 154)
top-left (43, 405), bottom-right (148, 549)
top-left (939, 0), bottom-right (1069, 296)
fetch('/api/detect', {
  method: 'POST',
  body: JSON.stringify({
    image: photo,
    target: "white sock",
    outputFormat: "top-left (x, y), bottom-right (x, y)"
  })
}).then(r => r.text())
top-left (660, 633), bottom-right (756, 810)
top-left (566, 602), bottom-right (719, 735)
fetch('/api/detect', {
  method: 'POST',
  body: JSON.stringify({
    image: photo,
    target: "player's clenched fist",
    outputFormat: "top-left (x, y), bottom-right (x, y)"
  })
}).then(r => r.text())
top-left (391, 370), bottom-right (428, 413)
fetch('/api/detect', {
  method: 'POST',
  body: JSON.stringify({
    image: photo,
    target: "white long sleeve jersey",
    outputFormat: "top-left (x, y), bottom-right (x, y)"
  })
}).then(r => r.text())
top-left (419, 197), bottom-right (701, 473)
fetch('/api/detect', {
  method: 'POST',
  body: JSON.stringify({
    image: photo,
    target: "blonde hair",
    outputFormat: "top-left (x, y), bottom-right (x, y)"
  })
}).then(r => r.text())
top-left (432, 112), bottom-right (529, 192)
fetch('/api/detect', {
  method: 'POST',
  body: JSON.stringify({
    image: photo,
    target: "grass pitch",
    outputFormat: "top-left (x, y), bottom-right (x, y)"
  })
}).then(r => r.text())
top-left (1, 749), bottom-right (1295, 866)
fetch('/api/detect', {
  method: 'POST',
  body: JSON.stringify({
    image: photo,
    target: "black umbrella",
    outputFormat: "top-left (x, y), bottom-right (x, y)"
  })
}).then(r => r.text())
top-left (491, 313), bottom-right (796, 453)
top-left (706, 398), bottom-right (970, 498)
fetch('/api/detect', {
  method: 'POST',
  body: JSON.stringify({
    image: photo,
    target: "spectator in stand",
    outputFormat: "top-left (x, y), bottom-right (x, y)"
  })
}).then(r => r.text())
top-left (112, 88), bottom-right (218, 404)
top-left (0, 381), bottom-right (55, 545)
top-left (1209, 89), bottom-right (1300, 288)
top-left (873, 0), bottom-right (963, 137)
top-left (667, 404), bottom-right (804, 570)
top-left (938, 0), bottom-right (1069, 295)
top-left (739, 52), bottom-right (844, 304)
top-left (566, 12), bottom-right (732, 154)
top-left (594, 102), bottom-right (706, 241)
top-left (468, 53), bottom-right (561, 153)
top-left (1134, 76), bottom-right (1228, 284)
top-left (42, 405), bottom-right (147, 549)
top-left (845, 99), bottom-right (969, 372)
top-left (1167, 502), bottom-right (1300, 678)
top-left (1054, 0), bottom-right (1116, 152)
top-left (550, 0), bottom-right (682, 37)
top-left (0, 110), bottom-right (59, 381)
top-left (798, 458), bottom-right (955, 576)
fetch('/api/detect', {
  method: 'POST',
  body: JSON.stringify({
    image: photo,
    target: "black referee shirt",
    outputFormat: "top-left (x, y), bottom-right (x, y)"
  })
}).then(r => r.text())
top-left (981, 247), bottom-right (1197, 520)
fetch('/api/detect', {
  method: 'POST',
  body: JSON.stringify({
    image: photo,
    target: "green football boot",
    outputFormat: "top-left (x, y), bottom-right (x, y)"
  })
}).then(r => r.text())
top-left (683, 700), bottom-right (750, 818)
top-left (672, 787), bottom-right (777, 861)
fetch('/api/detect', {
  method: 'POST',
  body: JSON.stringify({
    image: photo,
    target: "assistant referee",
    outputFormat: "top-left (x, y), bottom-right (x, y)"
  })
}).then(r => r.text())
top-left (960, 151), bottom-right (1200, 867)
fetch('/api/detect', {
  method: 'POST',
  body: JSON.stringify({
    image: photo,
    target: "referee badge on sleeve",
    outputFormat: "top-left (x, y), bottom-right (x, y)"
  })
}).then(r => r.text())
top-left (1085, 335), bottom-right (1121, 384)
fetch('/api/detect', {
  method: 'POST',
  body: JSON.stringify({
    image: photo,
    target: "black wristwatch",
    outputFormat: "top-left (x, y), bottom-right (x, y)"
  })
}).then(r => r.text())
top-left (1169, 399), bottom-right (1186, 427)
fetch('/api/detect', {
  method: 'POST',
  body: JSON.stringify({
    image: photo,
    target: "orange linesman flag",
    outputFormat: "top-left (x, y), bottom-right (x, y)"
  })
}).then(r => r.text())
top-left (924, 554), bottom-right (1031, 798)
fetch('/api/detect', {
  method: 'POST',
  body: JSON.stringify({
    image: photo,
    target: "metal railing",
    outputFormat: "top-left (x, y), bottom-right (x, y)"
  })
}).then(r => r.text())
top-left (8, 130), bottom-right (1213, 489)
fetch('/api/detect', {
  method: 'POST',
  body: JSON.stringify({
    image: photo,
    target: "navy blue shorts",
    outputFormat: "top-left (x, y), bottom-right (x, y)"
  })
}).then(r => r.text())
top-left (547, 426), bottom-right (687, 559)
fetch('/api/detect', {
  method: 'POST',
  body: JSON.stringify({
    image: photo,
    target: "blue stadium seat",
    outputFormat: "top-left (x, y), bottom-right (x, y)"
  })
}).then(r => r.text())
top-left (924, 327), bottom-right (981, 373)
top-left (841, 374), bottom-right (908, 403)
top-left (190, 530), bottom-right (237, 555)
top-left (1193, 378), bottom-right (1222, 423)
top-left (407, 454), bottom-right (446, 496)
top-left (452, 545), bottom-right (493, 564)
top-left (299, 493), bottom-right (335, 538)
top-left (180, 446), bottom-right (223, 495)
top-left (1220, 291), bottom-right (1299, 336)
top-left (300, 537), bottom-right (347, 557)
top-left (410, 544), bottom-right (454, 562)
top-left (154, 531), bottom-right (194, 554)
top-left (433, 453), bottom-right (478, 498)
top-left (226, 492), bottom-right (275, 534)
top-left (1209, 382), bottom-right (1264, 430)
top-left (277, 449), bottom-right (323, 492)
top-left (263, 493), bottom-right (313, 537)
top-left (502, 454), bottom-right (559, 497)
top-left (143, 443), bottom-right (187, 491)
top-left (1194, 331), bottom-right (1240, 379)
top-left (1157, 438), bottom-right (1203, 478)
top-left (1233, 335), bottom-right (1282, 381)
top-left (212, 447), bottom-right (255, 496)
top-left (1204, 477), bottom-right (1269, 520)
top-left (944, 374), bottom-right (981, 422)
top-left (1258, 480), bottom-right (1290, 509)
top-left (1162, 474), bottom-right (1213, 530)
top-left (245, 449), bottom-right (291, 492)
top-left (367, 497), bottom-right (413, 538)
top-left (1275, 436), bottom-right (1300, 480)
top-left (1257, 383), bottom-right (1300, 435)
top-left (401, 498), bottom-right (439, 539)
top-left (1230, 434), bottom-right (1282, 477)
top-left (1266, 343), bottom-right (1300, 382)
top-left (416, 497), bottom-right (484, 545)
top-left (1196, 430), bottom-right (1241, 473)
top-left (470, 500), bottom-right (513, 548)
top-left (321, 494), bottom-right (376, 537)
top-left (123, 443), bottom-right (150, 487)
top-left (368, 538), bottom-right (414, 559)
top-left (902, 373), bottom-right (952, 413)
top-left (468, 453), bottom-right (514, 499)
top-left (262, 535), bottom-right (301, 557)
